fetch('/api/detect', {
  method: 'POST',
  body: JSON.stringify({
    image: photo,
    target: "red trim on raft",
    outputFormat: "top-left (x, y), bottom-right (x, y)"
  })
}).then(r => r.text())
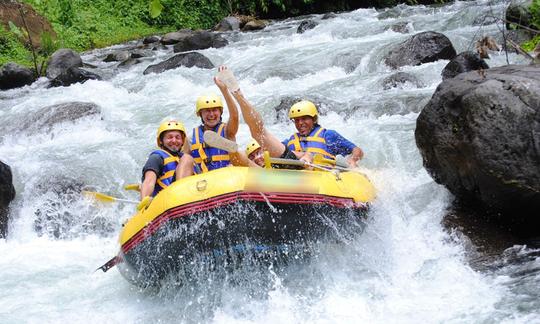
top-left (121, 191), bottom-right (367, 254)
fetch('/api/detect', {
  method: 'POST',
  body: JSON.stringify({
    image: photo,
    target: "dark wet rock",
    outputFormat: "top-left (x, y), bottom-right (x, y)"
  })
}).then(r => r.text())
top-left (506, 0), bottom-right (535, 30)
top-left (161, 29), bottom-right (195, 45)
top-left (0, 161), bottom-right (16, 238)
top-left (416, 64), bottom-right (540, 232)
top-left (103, 51), bottom-right (130, 62)
top-left (332, 53), bottom-right (361, 73)
top-left (48, 66), bottom-right (102, 87)
top-left (19, 101), bottom-right (101, 133)
top-left (322, 13), bottom-right (337, 20)
top-left (33, 176), bottom-right (114, 239)
top-left (297, 20), bottom-right (318, 34)
top-left (143, 52), bottom-right (214, 75)
top-left (273, 96), bottom-right (332, 123)
top-left (214, 16), bottom-right (240, 31)
top-left (382, 72), bottom-right (424, 90)
top-left (118, 58), bottom-right (142, 68)
top-left (441, 51), bottom-right (489, 80)
top-left (0, 62), bottom-right (36, 90)
top-left (389, 22), bottom-right (411, 34)
top-left (143, 35), bottom-right (160, 44)
top-left (46, 49), bottom-right (83, 79)
top-left (150, 43), bottom-right (169, 51)
top-left (242, 20), bottom-right (267, 31)
top-left (384, 31), bottom-right (457, 69)
top-left (472, 14), bottom-right (499, 26)
top-left (172, 31), bottom-right (228, 53)
top-left (131, 49), bottom-right (154, 59)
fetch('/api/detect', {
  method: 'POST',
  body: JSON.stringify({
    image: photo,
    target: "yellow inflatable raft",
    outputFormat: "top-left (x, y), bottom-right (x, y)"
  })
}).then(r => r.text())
top-left (115, 166), bottom-right (375, 287)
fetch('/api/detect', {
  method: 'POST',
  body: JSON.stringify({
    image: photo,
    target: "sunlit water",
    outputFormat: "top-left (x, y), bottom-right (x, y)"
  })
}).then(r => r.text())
top-left (1, 0), bottom-right (539, 322)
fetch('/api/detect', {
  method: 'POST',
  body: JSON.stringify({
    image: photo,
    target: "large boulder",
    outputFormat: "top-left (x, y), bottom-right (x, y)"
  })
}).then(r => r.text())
top-left (0, 62), bottom-right (36, 90)
top-left (384, 31), bottom-right (457, 69)
top-left (143, 52), bottom-right (214, 75)
top-left (48, 66), bottom-right (101, 87)
top-left (213, 16), bottom-right (240, 32)
top-left (297, 20), bottom-right (318, 34)
top-left (172, 31), bottom-right (228, 53)
top-left (0, 161), bottom-right (16, 238)
top-left (46, 49), bottom-right (83, 79)
top-left (415, 64), bottom-right (540, 228)
top-left (441, 51), bottom-right (489, 80)
top-left (19, 101), bottom-right (101, 133)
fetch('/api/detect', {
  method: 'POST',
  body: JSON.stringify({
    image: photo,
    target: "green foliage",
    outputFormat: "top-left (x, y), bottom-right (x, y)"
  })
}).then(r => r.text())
top-left (522, 34), bottom-right (540, 51)
top-left (0, 25), bottom-right (33, 67)
top-left (149, 0), bottom-right (164, 18)
top-left (531, 0), bottom-right (540, 29)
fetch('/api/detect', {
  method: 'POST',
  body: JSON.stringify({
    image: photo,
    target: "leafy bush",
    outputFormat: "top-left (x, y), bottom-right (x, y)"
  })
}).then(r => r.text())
top-left (0, 25), bottom-right (32, 67)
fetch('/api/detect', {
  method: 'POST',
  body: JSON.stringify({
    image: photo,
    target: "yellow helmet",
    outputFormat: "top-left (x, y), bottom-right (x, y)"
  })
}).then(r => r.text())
top-left (196, 94), bottom-right (223, 116)
top-left (156, 120), bottom-right (186, 147)
top-left (245, 139), bottom-right (261, 157)
top-left (288, 100), bottom-right (318, 119)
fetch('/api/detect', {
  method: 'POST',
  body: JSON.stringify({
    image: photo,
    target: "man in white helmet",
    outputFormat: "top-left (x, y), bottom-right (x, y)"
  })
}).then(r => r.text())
top-left (140, 120), bottom-right (194, 200)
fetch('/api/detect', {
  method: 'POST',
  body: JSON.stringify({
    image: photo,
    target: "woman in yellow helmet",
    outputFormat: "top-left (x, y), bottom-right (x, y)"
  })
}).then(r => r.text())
top-left (140, 120), bottom-right (194, 200)
top-left (190, 66), bottom-right (240, 173)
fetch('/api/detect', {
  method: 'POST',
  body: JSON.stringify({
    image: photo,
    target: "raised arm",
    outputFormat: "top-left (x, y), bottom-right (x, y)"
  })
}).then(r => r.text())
top-left (214, 66), bottom-right (239, 140)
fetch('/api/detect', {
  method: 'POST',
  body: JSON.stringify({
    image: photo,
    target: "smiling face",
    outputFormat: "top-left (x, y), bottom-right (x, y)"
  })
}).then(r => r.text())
top-left (293, 116), bottom-right (316, 136)
top-left (248, 147), bottom-right (264, 167)
top-left (160, 130), bottom-right (184, 153)
top-left (200, 107), bottom-right (222, 129)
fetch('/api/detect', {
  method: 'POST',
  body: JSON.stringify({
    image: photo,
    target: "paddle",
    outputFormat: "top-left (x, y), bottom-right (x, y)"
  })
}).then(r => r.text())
top-left (96, 255), bottom-right (122, 272)
top-left (82, 190), bottom-right (139, 204)
top-left (123, 183), bottom-right (140, 191)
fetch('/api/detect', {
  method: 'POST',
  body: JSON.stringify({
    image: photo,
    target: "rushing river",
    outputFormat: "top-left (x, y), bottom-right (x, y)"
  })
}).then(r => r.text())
top-left (1, 0), bottom-right (539, 322)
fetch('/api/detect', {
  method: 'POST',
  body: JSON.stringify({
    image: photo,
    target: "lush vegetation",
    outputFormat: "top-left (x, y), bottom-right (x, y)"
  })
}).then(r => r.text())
top-left (524, 0), bottom-right (540, 51)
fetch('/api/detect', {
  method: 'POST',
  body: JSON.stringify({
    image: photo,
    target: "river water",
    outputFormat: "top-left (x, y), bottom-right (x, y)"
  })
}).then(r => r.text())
top-left (1, 0), bottom-right (539, 322)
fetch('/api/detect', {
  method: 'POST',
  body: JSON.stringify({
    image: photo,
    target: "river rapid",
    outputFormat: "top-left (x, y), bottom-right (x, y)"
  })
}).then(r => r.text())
top-left (1, 0), bottom-right (539, 322)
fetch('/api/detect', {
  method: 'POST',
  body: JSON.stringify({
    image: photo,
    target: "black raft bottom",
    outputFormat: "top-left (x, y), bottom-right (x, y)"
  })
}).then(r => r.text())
top-left (118, 199), bottom-right (368, 287)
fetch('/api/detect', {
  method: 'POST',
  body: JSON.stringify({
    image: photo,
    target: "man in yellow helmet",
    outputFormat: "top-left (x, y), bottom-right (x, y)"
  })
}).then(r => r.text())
top-left (190, 66), bottom-right (239, 173)
top-left (140, 120), bottom-right (194, 199)
top-left (210, 67), bottom-right (310, 169)
top-left (285, 100), bottom-right (364, 167)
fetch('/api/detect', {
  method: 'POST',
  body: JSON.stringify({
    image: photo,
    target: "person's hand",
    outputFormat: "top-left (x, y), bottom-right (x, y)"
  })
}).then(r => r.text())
top-left (347, 156), bottom-right (359, 168)
top-left (299, 152), bottom-right (314, 169)
top-left (215, 65), bottom-right (240, 92)
top-left (214, 66), bottom-right (228, 91)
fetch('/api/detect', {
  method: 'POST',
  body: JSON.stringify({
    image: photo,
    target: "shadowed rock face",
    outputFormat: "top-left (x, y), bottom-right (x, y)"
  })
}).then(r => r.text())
top-left (415, 64), bottom-right (540, 232)
top-left (0, 63), bottom-right (36, 90)
top-left (18, 102), bottom-right (101, 134)
top-left (384, 31), bottom-right (457, 69)
top-left (46, 49), bottom-right (83, 80)
top-left (441, 51), bottom-right (490, 80)
top-left (143, 52), bottom-right (214, 75)
top-left (0, 161), bottom-right (16, 238)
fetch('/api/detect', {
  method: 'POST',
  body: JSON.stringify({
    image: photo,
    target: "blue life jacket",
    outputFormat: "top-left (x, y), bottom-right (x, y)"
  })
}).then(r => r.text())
top-left (150, 149), bottom-right (180, 197)
top-left (286, 125), bottom-right (335, 162)
top-left (190, 123), bottom-right (231, 173)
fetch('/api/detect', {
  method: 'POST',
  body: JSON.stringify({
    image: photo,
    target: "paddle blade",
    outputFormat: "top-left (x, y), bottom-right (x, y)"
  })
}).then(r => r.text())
top-left (124, 183), bottom-right (141, 192)
top-left (203, 130), bottom-right (238, 153)
top-left (82, 190), bottom-right (116, 203)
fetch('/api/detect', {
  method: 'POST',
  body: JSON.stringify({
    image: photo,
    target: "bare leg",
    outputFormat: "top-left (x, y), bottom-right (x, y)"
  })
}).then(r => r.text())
top-left (176, 154), bottom-right (194, 179)
top-left (231, 90), bottom-right (286, 157)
